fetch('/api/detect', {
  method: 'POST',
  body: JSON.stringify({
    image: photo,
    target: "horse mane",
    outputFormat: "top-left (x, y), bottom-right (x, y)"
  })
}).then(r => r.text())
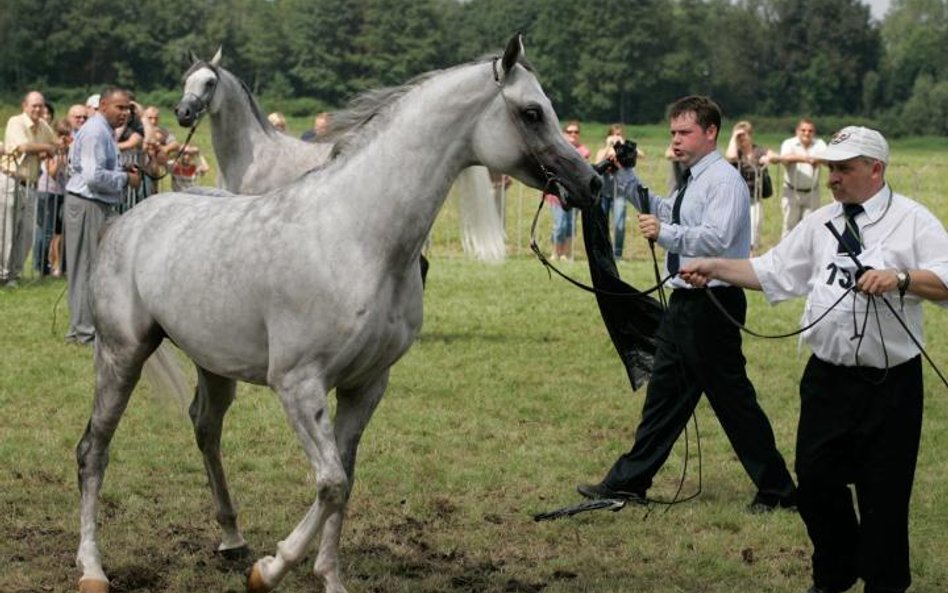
top-left (327, 54), bottom-right (534, 162)
top-left (183, 60), bottom-right (276, 137)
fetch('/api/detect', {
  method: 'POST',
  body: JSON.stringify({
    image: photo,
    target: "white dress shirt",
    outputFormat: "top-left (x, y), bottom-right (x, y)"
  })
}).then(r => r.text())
top-left (751, 185), bottom-right (948, 367)
top-left (779, 136), bottom-right (827, 191)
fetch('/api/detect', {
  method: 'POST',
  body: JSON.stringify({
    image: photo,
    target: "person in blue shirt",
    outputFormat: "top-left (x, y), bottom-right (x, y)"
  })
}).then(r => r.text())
top-left (578, 95), bottom-right (796, 513)
top-left (64, 87), bottom-right (141, 344)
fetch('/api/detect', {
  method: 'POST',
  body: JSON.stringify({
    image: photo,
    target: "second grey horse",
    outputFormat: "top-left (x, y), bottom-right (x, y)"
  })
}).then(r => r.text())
top-left (174, 47), bottom-right (333, 194)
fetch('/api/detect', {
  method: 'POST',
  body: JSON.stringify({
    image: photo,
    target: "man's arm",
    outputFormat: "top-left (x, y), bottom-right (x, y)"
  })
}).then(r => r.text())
top-left (857, 268), bottom-right (948, 301)
top-left (679, 258), bottom-right (762, 290)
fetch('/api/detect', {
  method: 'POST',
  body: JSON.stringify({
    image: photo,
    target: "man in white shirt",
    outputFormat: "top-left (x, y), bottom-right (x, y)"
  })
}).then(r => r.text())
top-left (2, 91), bottom-right (57, 286)
top-left (768, 118), bottom-right (826, 238)
top-left (681, 126), bottom-right (948, 593)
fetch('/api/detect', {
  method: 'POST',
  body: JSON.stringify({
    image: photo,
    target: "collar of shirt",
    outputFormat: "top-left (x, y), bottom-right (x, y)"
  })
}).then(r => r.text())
top-left (685, 150), bottom-right (721, 183)
top-left (830, 184), bottom-right (890, 225)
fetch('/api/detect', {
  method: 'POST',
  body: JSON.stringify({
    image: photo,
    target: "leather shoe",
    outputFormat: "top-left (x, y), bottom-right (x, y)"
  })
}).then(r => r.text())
top-left (747, 491), bottom-right (797, 514)
top-left (576, 482), bottom-right (646, 504)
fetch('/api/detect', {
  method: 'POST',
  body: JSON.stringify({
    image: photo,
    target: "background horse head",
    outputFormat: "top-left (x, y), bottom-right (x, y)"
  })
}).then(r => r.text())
top-left (173, 47), bottom-right (333, 194)
top-left (76, 33), bottom-right (599, 593)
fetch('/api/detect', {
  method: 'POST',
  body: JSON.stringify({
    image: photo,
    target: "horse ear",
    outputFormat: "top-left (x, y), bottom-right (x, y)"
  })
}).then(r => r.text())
top-left (501, 33), bottom-right (524, 74)
top-left (187, 49), bottom-right (199, 65)
top-left (210, 45), bottom-right (223, 66)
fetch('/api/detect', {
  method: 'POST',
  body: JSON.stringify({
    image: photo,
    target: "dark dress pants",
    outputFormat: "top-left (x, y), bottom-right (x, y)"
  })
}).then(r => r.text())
top-left (796, 355), bottom-right (923, 593)
top-left (604, 287), bottom-right (795, 501)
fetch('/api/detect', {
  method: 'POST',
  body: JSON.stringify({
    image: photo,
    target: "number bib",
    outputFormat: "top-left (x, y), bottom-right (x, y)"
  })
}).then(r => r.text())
top-left (801, 244), bottom-right (892, 367)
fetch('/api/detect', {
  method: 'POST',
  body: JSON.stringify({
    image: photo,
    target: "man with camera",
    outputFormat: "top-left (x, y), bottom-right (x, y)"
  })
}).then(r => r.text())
top-left (593, 124), bottom-right (641, 261)
top-left (64, 87), bottom-right (141, 345)
top-left (578, 95), bottom-right (797, 513)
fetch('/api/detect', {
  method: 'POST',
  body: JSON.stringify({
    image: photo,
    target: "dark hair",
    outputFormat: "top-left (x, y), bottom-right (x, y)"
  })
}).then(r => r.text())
top-left (667, 95), bottom-right (722, 139)
top-left (100, 86), bottom-right (131, 102)
top-left (44, 101), bottom-right (55, 119)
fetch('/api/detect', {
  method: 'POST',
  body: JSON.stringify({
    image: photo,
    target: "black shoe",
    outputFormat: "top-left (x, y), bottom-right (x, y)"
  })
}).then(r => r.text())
top-left (747, 491), bottom-right (797, 514)
top-left (576, 482), bottom-right (646, 504)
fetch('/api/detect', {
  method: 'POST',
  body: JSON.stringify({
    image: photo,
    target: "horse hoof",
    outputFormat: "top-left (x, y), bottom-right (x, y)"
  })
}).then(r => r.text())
top-left (216, 544), bottom-right (252, 561)
top-left (78, 578), bottom-right (110, 593)
top-left (246, 562), bottom-right (271, 593)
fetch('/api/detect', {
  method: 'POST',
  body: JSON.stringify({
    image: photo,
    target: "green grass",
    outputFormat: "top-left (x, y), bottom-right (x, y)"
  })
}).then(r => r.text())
top-left (2, 102), bottom-right (947, 592)
top-left (1, 256), bottom-right (946, 593)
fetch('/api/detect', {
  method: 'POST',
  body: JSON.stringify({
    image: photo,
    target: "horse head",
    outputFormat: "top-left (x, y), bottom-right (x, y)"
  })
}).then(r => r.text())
top-left (472, 34), bottom-right (601, 209)
top-left (175, 46), bottom-right (223, 127)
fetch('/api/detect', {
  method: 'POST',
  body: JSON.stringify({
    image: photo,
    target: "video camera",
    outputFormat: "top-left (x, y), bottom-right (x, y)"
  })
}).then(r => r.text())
top-left (593, 139), bottom-right (638, 175)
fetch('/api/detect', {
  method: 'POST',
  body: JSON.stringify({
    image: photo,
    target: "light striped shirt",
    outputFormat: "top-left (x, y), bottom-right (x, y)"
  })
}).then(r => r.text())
top-left (617, 150), bottom-right (751, 289)
top-left (65, 113), bottom-right (127, 204)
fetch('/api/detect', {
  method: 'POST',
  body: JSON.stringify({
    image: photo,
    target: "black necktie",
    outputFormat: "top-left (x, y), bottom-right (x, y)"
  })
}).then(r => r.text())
top-left (667, 169), bottom-right (691, 275)
top-left (838, 203), bottom-right (864, 255)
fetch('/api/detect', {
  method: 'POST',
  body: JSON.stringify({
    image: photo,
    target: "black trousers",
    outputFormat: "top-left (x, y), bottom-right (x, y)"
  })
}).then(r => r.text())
top-left (796, 355), bottom-right (923, 593)
top-left (604, 287), bottom-right (795, 500)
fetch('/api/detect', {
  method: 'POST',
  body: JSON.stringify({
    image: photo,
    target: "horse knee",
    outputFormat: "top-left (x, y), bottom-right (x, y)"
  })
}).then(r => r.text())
top-left (76, 422), bottom-right (110, 478)
top-left (317, 475), bottom-right (349, 506)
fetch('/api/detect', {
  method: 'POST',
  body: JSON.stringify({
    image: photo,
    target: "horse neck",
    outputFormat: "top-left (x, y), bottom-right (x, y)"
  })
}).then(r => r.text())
top-left (328, 64), bottom-right (495, 255)
top-left (208, 70), bottom-right (271, 189)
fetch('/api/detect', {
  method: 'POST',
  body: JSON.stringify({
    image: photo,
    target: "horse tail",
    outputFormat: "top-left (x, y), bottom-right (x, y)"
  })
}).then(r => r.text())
top-left (455, 166), bottom-right (506, 262)
top-left (142, 342), bottom-right (192, 413)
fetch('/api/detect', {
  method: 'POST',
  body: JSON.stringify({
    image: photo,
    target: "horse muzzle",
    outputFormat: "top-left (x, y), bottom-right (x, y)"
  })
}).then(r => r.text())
top-left (174, 96), bottom-right (204, 127)
top-left (558, 169), bottom-right (602, 210)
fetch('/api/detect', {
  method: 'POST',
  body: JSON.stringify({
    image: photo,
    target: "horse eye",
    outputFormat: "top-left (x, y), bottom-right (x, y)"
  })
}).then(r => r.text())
top-left (522, 107), bottom-right (542, 124)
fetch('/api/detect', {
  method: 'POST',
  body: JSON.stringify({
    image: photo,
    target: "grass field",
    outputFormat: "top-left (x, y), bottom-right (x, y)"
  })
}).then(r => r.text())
top-left (2, 256), bottom-right (947, 592)
top-left (2, 102), bottom-right (947, 592)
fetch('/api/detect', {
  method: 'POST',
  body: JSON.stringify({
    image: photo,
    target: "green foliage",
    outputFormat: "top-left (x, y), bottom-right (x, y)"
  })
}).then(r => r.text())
top-left (1, 0), bottom-right (946, 133)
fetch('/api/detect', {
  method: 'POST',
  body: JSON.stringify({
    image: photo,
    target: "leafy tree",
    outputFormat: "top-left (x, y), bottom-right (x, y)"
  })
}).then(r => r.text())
top-left (880, 0), bottom-right (948, 105)
top-left (350, 0), bottom-right (454, 92)
top-left (762, 0), bottom-right (880, 115)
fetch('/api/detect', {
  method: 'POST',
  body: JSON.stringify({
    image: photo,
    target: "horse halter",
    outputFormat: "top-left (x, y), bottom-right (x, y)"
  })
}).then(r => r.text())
top-left (180, 62), bottom-right (220, 122)
top-left (491, 57), bottom-right (566, 201)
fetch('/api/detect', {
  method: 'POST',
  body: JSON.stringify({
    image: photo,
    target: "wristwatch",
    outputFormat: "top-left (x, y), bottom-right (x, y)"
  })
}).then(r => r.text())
top-left (896, 270), bottom-right (911, 297)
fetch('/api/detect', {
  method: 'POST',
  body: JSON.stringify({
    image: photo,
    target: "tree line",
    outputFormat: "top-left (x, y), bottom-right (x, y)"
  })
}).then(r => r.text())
top-left (2, 0), bottom-right (946, 135)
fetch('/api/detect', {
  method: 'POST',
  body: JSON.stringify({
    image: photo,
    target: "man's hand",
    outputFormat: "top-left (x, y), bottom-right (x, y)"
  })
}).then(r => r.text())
top-left (127, 166), bottom-right (142, 189)
top-left (638, 213), bottom-right (661, 241)
top-left (856, 268), bottom-right (899, 296)
top-left (679, 259), bottom-right (715, 287)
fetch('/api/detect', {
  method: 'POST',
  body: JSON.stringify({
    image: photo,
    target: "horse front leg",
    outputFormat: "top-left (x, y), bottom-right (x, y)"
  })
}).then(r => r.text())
top-left (76, 339), bottom-right (155, 593)
top-left (312, 370), bottom-right (390, 591)
top-left (247, 373), bottom-right (349, 593)
top-left (189, 366), bottom-right (248, 555)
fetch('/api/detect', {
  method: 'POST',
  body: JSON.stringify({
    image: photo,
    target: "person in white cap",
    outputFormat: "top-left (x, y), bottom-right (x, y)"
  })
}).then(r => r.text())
top-left (85, 93), bottom-right (100, 117)
top-left (679, 125), bottom-right (948, 593)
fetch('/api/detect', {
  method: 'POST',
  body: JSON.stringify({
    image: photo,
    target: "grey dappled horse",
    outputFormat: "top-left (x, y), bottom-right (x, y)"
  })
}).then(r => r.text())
top-left (175, 48), bottom-right (506, 261)
top-left (174, 47), bottom-right (333, 194)
top-left (76, 35), bottom-right (600, 593)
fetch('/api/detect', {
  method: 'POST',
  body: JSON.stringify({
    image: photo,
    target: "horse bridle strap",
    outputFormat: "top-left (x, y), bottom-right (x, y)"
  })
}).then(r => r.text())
top-left (492, 57), bottom-right (564, 200)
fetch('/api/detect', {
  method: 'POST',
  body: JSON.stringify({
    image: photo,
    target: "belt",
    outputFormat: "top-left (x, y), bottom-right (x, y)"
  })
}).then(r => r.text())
top-left (671, 285), bottom-right (740, 298)
top-left (784, 183), bottom-right (816, 193)
top-left (67, 191), bottom-right (94, 200)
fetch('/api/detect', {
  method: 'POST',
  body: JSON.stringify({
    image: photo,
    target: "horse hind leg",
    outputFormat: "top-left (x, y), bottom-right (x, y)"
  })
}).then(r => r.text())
top-left (248, 374), bottom-right (349, 593)
top-left (312, 370), bottom-right (390, 592)
top-left (189, 366), bottom-right (248, 556)
top-left (76, 335), bottom-right (160, 593)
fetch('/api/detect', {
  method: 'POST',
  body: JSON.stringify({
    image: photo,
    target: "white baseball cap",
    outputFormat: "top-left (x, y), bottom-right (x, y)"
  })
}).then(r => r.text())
top-left (818, 126), bottom-right (889, 164)
top-left (86, 94), bottom-right (100, 110)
